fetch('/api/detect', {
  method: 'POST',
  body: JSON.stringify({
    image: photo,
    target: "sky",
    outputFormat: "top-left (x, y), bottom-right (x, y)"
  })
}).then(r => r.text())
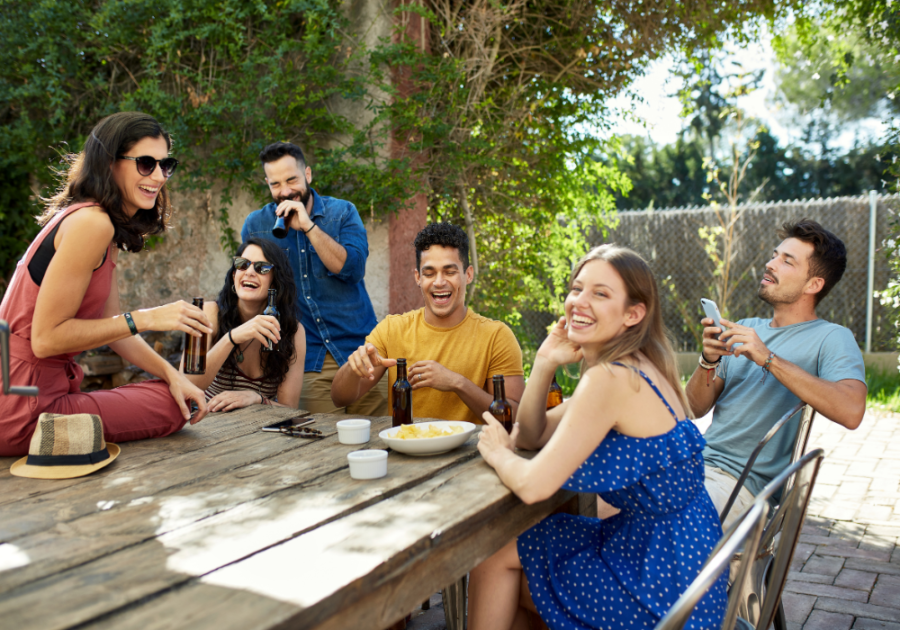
top-left (608, 30), bottom-right (887, 152)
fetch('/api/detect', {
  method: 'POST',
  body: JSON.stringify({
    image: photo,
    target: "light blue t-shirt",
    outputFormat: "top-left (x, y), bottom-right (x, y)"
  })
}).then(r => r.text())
top-left (703, 317), bottom-right (865, 498)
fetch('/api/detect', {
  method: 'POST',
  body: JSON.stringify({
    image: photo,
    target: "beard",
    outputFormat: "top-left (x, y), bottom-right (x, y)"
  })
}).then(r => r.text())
top-left (277, 187), bottom-right (311, 206)
top-left (758, 280), bottom-right (803, 306)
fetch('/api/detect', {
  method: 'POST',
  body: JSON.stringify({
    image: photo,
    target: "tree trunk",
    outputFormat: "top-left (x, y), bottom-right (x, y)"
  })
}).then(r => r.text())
top-left (459, 184), bottom-right (479, 304)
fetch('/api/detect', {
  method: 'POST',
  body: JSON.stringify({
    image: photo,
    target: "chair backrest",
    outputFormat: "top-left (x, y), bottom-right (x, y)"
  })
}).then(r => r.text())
top-left (654, 502), bottom-right (769, 630)
top-left (755, 448), bottom-right (824, 629)
top-left (719, 402), bottom-right (811, 524)
top-left (0, 320), bottom-right (39, 397)
top-left (728, 449), bottom-right (825, 630)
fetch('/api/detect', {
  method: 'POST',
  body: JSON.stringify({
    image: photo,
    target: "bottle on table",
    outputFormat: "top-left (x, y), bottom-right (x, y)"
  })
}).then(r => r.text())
top-left (489, 374), bottom-right (513, 433)
top-left (183, 297), bottom-right (207, 375)
top-left (547, 374), bottom-right (563, 409)
top-left (392, 358), bottom-right (413, 427)
top-left (261, 289), bottom-right (279, 353)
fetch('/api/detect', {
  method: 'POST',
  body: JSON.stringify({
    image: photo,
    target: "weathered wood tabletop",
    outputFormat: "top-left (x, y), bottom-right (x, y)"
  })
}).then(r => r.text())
top-left (0, 406), bottom-right (576, 630)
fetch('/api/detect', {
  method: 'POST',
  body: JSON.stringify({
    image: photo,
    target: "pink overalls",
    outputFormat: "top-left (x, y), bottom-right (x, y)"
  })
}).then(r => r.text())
top-left (0, 202), bottom-right (186, 457)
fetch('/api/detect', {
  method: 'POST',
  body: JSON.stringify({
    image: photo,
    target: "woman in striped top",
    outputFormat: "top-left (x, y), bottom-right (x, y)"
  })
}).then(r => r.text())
top-left (180, 238), bottom-right (305, 410)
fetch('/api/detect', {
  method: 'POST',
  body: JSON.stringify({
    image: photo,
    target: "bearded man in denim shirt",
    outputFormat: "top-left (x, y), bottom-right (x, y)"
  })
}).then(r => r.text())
top-left (241, 142), bottom-right (388, 415)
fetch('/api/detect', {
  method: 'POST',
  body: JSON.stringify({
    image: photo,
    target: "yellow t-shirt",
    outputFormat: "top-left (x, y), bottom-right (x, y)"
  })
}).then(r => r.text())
top-left (367, 308), bottom-right (524, 424)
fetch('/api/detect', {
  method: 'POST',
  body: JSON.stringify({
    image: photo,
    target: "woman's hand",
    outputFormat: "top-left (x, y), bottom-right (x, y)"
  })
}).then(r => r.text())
top-left (228, 315), bottom-right (281, 348)
top-left (536, 316), bottom-right (583, 366)
top-left (166, 373), bottom-right (209, 425)
top-left (477, 412), bottom-right (520, 469)
top-left (135, 301), bottom-right (213, 337)
top-left (208, 389), bottom-right (263, 413)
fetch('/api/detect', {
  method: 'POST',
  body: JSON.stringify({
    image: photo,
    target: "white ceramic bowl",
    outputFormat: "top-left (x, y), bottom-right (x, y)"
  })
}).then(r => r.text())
top-left (347, 449), bottom-right (388, 480)
top-left (337, 419), bottom-right (371, 445)
top-left (378, 421), bottom-right (476, 456)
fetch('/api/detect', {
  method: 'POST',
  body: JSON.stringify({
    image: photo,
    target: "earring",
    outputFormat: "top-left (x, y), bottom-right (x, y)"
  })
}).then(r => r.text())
top-left (231, 284), bottom-right (237, 294)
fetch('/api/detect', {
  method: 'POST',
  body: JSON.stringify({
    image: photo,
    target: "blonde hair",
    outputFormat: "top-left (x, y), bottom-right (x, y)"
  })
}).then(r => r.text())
top-left (571, 243), bottom-right (692, 417)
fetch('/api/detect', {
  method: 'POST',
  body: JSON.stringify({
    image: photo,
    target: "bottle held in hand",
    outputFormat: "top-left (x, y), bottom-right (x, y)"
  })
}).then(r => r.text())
top-left (547, 374), bottom-right (563, 409)
top-left (392, 358), bottom-right (413, 428)
top-left (261, 289), bottom-right (279, 353)
top-left (272, 215), bottom-right (288, 239)
top-left (183, 297), bottom-right (207, 374)
top-left (489, 374), bottom-right (513, 433)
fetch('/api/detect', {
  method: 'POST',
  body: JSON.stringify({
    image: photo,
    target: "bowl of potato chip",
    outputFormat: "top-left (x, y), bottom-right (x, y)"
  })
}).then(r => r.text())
top-left (378, 421), bottom-right (477, 456)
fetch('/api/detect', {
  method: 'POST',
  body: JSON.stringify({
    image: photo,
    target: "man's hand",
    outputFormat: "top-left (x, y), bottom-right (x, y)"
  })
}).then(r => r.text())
top-left (408, 360), bottom-right (462, 392)
top-left (719, 318), bottom-right (771, 366)
top-left (275, 199), bottom-right (313, 232)
top-left (166, 374), bottom-right (209, 425)
top-left (347, 342), bottom-right (396, 380)
top-left (700, 316), bottom-right (733, 362)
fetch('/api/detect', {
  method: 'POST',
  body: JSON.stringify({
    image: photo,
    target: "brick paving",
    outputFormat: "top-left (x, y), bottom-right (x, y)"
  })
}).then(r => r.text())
top-left (784, 409), bottom-right (900, 630)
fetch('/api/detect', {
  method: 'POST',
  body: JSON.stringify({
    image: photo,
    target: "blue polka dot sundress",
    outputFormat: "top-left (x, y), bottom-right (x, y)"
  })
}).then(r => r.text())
top-left (518, 364), bottom-right (727, 630)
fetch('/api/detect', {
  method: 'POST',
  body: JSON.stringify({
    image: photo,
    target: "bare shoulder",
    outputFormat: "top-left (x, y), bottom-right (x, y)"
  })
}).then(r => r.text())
top-left (58, 205), bottom-right (115, 240)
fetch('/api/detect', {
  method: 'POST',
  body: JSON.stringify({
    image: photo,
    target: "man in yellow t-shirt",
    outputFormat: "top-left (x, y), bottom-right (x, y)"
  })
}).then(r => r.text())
top-left (330, 223), bottom-right (524, 423)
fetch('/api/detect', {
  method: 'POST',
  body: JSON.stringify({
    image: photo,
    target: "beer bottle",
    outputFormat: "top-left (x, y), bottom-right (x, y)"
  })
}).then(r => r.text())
top-left (392, 358), bottom-right (413, 427)
top-left (261, 289), bottom-right (279, 353)
top-left (183, 297), bottom-right (207, 374)
top-left (489, 374), bottom-right (513, 433)
top-left (547, 374), bottom-right (563, 409)
top-left (272, 215), bottom-right (288, 239)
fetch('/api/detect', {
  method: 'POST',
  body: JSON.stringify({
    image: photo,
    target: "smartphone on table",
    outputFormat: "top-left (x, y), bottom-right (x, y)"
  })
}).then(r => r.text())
top-left (262, 416), bottom-right (315, 432)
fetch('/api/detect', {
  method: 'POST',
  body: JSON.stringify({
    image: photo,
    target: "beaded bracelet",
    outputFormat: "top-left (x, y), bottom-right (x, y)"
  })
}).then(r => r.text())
top-left (123, 312), bottom-right (138, 336)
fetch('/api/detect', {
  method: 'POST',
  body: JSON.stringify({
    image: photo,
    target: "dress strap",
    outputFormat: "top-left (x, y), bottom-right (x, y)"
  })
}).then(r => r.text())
top-left (610, 361), bottom-right (680, 421)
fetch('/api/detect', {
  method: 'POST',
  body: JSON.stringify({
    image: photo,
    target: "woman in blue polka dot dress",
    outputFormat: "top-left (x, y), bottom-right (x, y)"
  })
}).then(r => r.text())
top-left (470, 244), bottom-right (727, 630)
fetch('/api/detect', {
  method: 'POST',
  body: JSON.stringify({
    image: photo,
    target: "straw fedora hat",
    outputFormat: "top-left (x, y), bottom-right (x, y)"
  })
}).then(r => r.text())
top-left (10, 413), bottom-right (120, 479)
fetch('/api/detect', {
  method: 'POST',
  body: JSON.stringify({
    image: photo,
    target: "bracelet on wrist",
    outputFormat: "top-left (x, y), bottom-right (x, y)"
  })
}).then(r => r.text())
top-left (228, 330), bottom-right (239, 347)
top-left (760, 352), bottom-right (776, 383)
top-left (123, 312), bottom-right (139, 336)
top-left (698, 352), bottom-right (720, 370)
top-left (302, 223), bottom-right (317, 235)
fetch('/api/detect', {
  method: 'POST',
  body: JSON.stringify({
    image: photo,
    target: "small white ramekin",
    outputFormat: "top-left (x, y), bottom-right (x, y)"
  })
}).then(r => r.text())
top-left (337, 419), bottom-right (371, 445)
top-left (347, 449), bottom-right (387, 480)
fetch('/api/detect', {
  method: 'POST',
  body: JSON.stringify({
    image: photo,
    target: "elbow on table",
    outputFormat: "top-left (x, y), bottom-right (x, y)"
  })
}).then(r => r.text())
top-left (516, 482), bottom-right (553, 506)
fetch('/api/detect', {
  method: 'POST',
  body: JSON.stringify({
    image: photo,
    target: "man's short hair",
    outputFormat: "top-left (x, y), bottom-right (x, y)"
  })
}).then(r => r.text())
top-left (777, 218), bottom-right (847, 305)
top-left (259, 142), bottom-right (306, 168)
top-left (414, 223), bottom-right (470, 270)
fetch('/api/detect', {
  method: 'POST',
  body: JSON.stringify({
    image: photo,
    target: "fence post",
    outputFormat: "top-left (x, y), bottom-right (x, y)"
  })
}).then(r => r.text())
top-left (866, 190), bottom-right (877, 354)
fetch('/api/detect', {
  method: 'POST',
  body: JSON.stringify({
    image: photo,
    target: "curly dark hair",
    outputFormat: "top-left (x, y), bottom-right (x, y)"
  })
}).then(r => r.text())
top-left (777, 218), bottom-right (847, 305)
top-left (259, 141), bottom-right (307, 168)
top-left (414, 223), bottom-right (470, 270)
top-left (215, 238), bottom-right (300, 388)
top-left (39, 112), bottom-right (172, 253)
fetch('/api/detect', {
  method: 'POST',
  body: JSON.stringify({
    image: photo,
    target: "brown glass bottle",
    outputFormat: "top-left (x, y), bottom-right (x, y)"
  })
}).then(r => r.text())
top-left (489, 374), bottom-right (513, 433)
top-left (392, 358), bottom-right (413, 427)
top-left (183, 297), bottom-right (207, 374)
top-left (547, 374), bottom-right (563, 409)
top-left (261, 289), bottom-right (279, 353)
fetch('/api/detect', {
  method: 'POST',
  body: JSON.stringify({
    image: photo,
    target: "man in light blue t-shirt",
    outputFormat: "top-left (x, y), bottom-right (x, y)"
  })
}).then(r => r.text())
top-left (686, 219), bottom-right (866, 528)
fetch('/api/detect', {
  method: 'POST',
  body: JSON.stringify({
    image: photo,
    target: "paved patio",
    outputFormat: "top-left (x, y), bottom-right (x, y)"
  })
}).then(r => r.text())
top-left (783, 408), bottom-right (900, 630)
top-left (408, 408), bottom-right (900, 630)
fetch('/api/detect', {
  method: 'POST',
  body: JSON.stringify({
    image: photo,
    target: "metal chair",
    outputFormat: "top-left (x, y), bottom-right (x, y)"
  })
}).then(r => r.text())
top-left (720, 403), bottom-right (816, 525)
top-left (0, 319), bottom-right (39, 397)
top-left (654, 501), bottom-right (769, 630)
top-left (730, 449), bottom-right (826, 630)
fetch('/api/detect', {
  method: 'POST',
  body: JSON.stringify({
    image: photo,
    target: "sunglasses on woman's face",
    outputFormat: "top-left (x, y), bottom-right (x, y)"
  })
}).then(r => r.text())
top-left (233, 257), bottom-right (275, 275)
top-left (118, 155), bottom-right (179, 178)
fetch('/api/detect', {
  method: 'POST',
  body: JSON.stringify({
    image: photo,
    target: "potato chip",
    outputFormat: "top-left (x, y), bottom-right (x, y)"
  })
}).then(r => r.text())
top-left (394, 424), bottom-right (464, 439)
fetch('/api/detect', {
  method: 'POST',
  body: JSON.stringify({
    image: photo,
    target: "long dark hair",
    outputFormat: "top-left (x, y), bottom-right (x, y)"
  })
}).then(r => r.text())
top-left (216, 238), bottom-right (300, 387)
top-left (39, 112), bottom-right (173, 253)
top-left (571, 244), bottom-right (692, 417)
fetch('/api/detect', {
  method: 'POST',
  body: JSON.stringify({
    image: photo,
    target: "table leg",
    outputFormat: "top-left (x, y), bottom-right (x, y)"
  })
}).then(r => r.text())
top-left (442, 574), bottom-right (468, 630)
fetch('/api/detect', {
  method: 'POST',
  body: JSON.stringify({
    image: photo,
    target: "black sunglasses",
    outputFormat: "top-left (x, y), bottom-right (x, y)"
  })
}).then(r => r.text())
top-left (118, 155), bottom-right (179, 178)
top-left (233, 257), bottom-right (275, 275)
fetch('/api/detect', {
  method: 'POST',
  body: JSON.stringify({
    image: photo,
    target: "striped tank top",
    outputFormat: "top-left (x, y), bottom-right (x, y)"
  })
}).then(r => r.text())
top-left (205, 362), bottom-right (280, 402)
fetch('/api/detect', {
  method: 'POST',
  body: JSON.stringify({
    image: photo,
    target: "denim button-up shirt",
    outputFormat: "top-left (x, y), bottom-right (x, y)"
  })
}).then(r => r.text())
top-left (241, 190), bottom-right (378, 372)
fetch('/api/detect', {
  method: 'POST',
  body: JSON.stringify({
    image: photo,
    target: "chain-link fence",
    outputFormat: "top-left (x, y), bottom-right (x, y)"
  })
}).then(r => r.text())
top-left (518, 194), bottom-right (900, 353)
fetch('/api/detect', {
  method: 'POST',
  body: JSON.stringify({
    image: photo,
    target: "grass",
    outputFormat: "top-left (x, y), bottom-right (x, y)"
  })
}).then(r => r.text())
top-left (865, 366), bottom-right (900, 413)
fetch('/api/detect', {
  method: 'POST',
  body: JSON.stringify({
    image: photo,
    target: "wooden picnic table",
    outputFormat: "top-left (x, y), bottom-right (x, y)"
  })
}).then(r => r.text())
top-left (0, 406), bottom-right (586, 630)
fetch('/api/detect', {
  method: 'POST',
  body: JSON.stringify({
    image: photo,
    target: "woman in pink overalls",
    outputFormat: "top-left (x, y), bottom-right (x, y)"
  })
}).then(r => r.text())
top-left (0, 112), bottom-right (212, 457)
